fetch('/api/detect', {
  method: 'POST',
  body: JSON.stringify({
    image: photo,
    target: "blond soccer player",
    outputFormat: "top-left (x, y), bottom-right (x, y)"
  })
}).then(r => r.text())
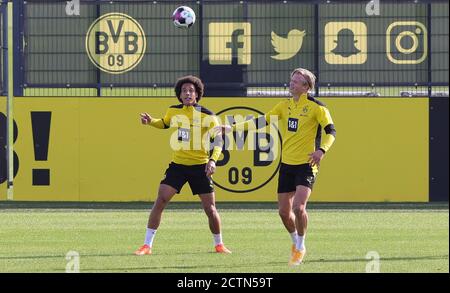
top-left (218, 68), bottom-right (336, 265)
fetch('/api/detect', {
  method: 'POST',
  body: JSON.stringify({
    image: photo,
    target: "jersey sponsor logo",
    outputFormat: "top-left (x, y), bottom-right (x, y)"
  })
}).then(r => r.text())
top-left (178, 128), bottom-right (190, 142)
top-left (288, 118), bottom-right (298, 132)
top-left (169, 110), bottom-right (216, 151)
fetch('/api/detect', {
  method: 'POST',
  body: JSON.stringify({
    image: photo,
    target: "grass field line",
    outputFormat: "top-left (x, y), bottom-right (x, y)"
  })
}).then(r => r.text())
top-left (0, 201), bottom-right (448, 210)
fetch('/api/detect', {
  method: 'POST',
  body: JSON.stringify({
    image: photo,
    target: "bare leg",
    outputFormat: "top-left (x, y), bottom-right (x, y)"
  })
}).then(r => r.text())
top-left (199, 192), bottom-right (220, 234)
top-left (278, 192), bottom-right (296, 233)
top-left (292, 185), bottom-right (311, 237)
top-left (147, 184), bottom-right (177, 229)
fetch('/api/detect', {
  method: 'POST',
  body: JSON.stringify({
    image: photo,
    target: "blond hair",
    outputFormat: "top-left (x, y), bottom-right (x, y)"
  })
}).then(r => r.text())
top-left (290, 68), bottom-right (316, 91)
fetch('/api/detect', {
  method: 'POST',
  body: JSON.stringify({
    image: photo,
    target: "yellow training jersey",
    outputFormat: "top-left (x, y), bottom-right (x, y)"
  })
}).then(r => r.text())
top-left (235, 94), bottom-right (336, 168)
top-left (148, 103), bottom-right (222, 166)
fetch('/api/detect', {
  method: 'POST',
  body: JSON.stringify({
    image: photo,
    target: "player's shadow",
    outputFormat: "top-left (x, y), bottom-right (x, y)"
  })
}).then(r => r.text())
top-left (78, 261), bottom-right (287, 272)
top-left (82, 254), bottom-right (449, 271)
top-left (306, 255), bottom-right (449, 263)
top-left (0, 253), bottom-right (448, 262)
top-left (0, 250), bottom-right (229, 260)
top-left (0, 251), bottom-right (209, 259)
top-left (1, 254), bottom-right (448, 272)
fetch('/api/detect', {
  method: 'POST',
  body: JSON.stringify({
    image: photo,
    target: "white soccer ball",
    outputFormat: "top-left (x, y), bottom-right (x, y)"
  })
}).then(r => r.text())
top-left (172, 6), bottom-right (196, 28)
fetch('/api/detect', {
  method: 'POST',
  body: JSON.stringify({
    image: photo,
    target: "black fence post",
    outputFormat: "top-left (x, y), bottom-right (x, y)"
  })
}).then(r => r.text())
top-left (13, 0), bottom-right (24, 97)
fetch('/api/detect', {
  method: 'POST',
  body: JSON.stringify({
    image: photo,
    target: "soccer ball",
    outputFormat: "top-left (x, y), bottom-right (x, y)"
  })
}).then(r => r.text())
top-left (172, 6), bottom-right (196, 28)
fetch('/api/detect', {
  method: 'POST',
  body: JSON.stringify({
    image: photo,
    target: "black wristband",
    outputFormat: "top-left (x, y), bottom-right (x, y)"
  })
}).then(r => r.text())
top-left (319, 148), bottom-right (326, 154)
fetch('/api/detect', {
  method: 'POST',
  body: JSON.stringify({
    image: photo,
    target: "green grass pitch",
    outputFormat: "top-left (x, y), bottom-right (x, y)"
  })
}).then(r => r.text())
top-left (0, 203), bottom-right (448, 273)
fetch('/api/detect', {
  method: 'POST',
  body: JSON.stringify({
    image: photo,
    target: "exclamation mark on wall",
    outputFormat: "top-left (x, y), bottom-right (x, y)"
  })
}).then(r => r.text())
top-left (31, 112), bottom-right (52, 186)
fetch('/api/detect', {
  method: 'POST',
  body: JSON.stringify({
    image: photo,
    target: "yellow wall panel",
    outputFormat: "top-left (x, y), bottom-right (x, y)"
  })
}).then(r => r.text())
top-left (312, 98), bottom-right (428, 202)
top-left (0, 97), bottom-right (429, 202)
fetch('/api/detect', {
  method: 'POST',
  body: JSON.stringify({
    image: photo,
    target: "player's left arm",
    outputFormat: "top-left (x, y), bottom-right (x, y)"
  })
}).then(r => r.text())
top-left (317, 105), bottom-right (336, 153)
top-left (308, 106), bottom-right (337, 167)
top-left (206, 115), bottom-right (223, 176)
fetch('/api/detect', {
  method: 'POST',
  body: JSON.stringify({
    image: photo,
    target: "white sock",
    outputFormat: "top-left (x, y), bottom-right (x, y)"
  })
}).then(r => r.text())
top-left (213, 233), bottom-right (223, 246)
top-left (144, 228), bottom-right (157, 247)
top-left (296, 234), bottom-right (305, 251)
top-left (290, 231), bottom-right (298, 245)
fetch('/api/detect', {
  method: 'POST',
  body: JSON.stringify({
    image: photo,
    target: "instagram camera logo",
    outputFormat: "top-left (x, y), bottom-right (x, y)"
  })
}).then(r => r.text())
top-left (386, 21), bottom-right (428, 64)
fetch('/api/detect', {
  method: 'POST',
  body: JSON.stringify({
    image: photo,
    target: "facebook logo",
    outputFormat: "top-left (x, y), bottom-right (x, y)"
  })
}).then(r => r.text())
top-left (288, 118), bottom-right (298, 132)
top-left (226, 29), bottom-right (245, 65)
top-left (208, 23), bottom-right (251, 65)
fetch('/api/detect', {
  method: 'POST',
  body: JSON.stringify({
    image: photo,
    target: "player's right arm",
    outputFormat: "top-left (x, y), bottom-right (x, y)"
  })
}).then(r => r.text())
top-left (216, 101), bottom-right (284, 134)
top-left (140, 110), bottom-right (171, 129)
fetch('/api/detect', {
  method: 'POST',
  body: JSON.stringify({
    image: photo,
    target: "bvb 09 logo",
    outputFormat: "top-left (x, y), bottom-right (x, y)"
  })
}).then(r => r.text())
top-left (213, 107), bottom-right (282, 193)
top-left (85, 13), bottom-right (146, 74)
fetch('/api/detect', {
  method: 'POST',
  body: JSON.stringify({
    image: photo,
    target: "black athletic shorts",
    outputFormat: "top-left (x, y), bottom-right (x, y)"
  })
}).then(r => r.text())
top-left (160, 162), bottom-right (214, 195)
top-left (277, 163), bottom-right (317, 193)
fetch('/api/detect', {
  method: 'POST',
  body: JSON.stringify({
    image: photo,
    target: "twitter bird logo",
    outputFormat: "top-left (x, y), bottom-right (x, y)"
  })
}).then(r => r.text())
top-left (271, 29), bottom-right (306, 60)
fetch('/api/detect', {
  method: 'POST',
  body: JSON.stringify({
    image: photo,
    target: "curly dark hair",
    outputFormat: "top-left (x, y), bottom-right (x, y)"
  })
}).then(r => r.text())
top-left (174, 75), bottom-right (205, 103)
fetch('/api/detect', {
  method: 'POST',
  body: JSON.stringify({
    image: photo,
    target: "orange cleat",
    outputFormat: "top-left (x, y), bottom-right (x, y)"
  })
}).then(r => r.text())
top-left (289, 248), bottom-right (306, 266)
top-left (215, 244), bottom-right (232, 254)
top-left (134, 244), bottom-right (152, 256)
top-left (291, 244), bottom-right (296, 254)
